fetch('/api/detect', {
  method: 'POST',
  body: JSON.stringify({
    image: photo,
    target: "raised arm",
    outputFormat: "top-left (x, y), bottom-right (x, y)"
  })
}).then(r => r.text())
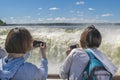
top-left (39, 42), bottom-right (48, 80)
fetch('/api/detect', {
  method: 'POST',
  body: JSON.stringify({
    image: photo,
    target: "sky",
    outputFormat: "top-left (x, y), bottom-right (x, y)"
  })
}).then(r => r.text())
top-left (0, 0), bottom-right (120, 23)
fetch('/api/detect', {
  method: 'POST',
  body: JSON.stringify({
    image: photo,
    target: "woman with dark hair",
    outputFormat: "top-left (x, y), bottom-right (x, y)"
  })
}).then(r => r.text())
top-left (0, 27), bottom-right (48, 80)
top-left (59, 25), bottom-right (117, 80)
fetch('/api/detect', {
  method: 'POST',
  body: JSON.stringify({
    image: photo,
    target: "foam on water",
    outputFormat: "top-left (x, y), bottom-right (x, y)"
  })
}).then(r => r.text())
top-left (0, 25), bottom-right (120, 75)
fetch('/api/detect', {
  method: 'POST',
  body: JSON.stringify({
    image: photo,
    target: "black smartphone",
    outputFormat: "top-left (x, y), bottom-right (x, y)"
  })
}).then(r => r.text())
top-left (70, 44), bottom-right (78, 49)
top-left (33, 40), bottom-right (44, 47)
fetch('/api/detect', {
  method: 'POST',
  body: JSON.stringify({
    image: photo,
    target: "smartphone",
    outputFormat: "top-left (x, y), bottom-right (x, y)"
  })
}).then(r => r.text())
top-left (33, 40), bottom-right (44, 47)
top-left (70, 44), bottom-right (78, 49)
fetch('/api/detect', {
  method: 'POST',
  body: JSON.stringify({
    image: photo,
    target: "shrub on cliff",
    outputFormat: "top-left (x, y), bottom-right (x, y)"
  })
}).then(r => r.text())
top-left (0, 19), bottom-right (6, 26)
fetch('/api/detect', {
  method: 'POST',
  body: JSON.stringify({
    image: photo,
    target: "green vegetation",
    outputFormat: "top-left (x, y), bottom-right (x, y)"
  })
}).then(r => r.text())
top-left (0, 19), bottom-right (6, 26)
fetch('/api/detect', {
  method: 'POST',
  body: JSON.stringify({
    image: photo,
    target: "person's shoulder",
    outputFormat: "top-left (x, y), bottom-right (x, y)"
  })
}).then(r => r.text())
top-left (70, 48), bottom-right (87, 57)
top-left (15, 62), bottom-right (40, 79)
top-left (70, 48), bottom-right (90, 61)
top-left (22, 62), bottom-right (38, 70)
top-left (71, 48), bottom-right (86, 54)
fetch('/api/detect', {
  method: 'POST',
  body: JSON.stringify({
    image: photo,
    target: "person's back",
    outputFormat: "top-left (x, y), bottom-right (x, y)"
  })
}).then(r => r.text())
top-left (83, 48), bottom-right (112, 80)
top-left (59, 25), bottom-right (117, 80)
top-left (59, 48), bottom-right (89, 80)
top-left (0, 27), bottom-right (48, 80)
top-left (12, 61), bottom-right (47, 80)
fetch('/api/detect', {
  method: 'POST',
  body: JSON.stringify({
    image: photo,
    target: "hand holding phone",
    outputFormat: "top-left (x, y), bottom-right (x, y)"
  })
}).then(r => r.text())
top-left (33, 40), bottom-right (47, 58)
top-left (66, 44), bottom-right (79, 56)
top-left (33, 40), bottom-right (44, 47)
top-left (70, 44), bottom-right (79, 49)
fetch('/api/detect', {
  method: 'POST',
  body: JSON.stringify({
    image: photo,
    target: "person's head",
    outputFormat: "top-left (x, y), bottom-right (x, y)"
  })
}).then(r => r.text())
top-left (80, 25), bottom-right (102, 49)
top-left (5, 27), bottom-right (33, 54)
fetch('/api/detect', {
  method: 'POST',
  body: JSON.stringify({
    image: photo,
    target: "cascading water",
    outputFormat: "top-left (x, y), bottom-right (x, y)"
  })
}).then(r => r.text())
top-left (0, 24), bottom-right (120, 75)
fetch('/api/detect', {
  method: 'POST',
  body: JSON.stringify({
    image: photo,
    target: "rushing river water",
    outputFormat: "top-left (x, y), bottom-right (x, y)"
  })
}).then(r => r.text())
top-left (0, 23), bottom-right (120, 75)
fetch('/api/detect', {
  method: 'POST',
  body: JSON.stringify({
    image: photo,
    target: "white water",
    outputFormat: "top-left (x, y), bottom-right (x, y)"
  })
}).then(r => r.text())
top-left (0, 24), bottom-right (120, 75)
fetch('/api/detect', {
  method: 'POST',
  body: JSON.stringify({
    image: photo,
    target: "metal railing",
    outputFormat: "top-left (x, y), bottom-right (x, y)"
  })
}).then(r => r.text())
top-left (48, 74), bottom-right (60, 79)
top-left (47, 74), bottom-right (120, 80)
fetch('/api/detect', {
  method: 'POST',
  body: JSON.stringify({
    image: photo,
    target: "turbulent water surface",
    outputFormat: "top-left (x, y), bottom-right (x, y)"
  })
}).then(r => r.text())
top-left (0, 24), bottom-right (120, 75)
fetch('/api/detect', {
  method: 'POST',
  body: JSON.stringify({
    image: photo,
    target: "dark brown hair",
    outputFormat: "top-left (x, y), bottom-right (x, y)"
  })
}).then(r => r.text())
top-left (5, 27), bottom-right (33, 54)
top-left (80, 25), bottom-right (102, 48)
